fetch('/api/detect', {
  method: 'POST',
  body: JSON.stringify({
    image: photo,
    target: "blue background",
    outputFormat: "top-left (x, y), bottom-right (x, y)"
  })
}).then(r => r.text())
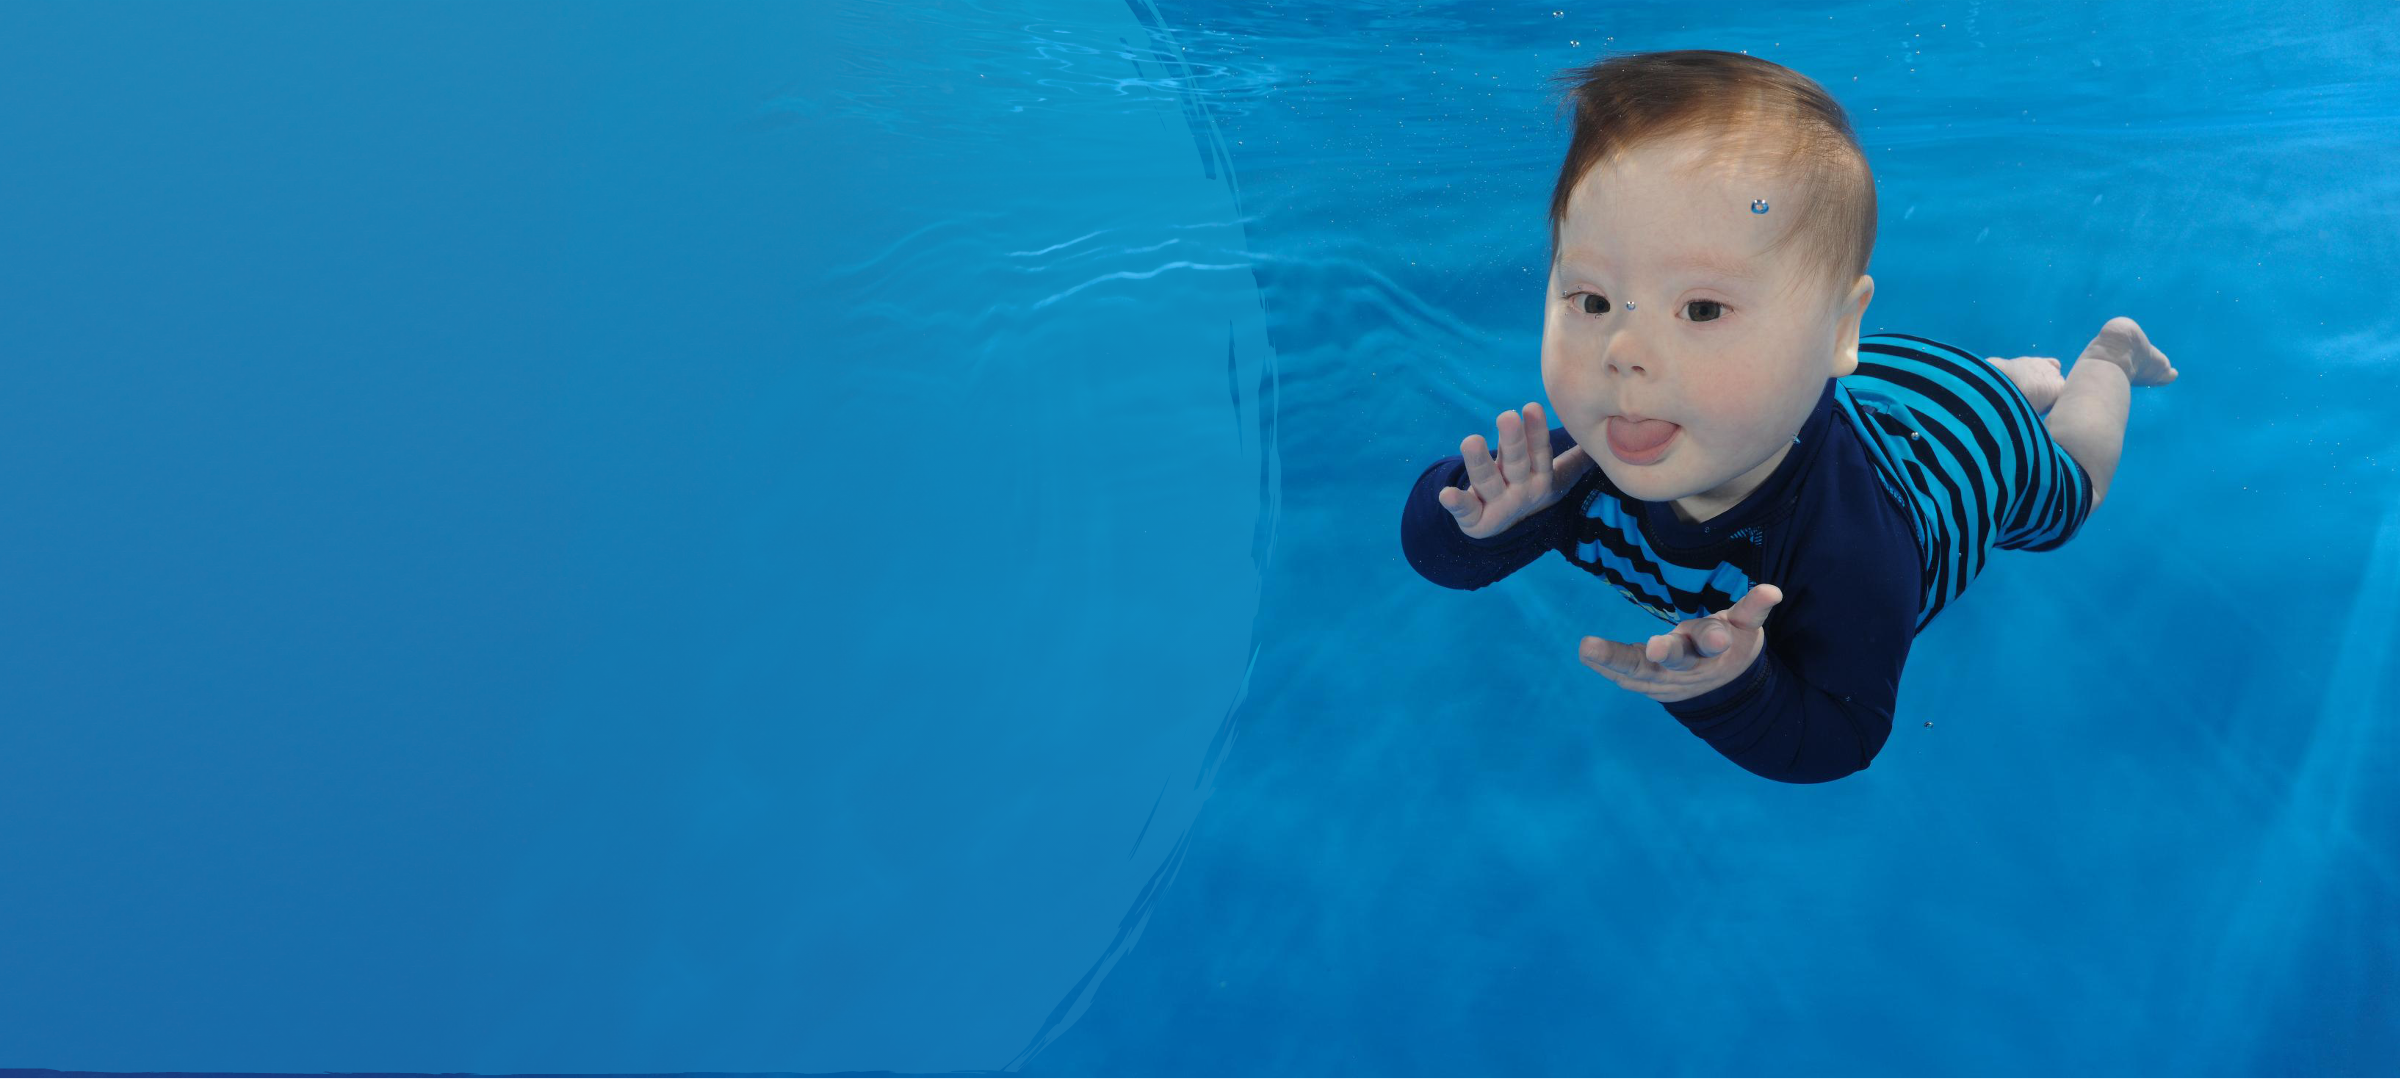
top-left (2, 0), bottom-right (2395, 1074)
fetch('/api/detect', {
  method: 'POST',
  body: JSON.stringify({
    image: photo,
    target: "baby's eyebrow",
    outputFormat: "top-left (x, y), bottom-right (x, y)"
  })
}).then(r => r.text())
top-left (1562, 249), bottom-right (1758, 281)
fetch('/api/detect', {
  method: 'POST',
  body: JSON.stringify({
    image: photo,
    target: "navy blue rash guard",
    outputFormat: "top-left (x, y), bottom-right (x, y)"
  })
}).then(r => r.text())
top-left (1401, 377), bottom-right (1916, 784)
top-left (1398, 335), bottom-right (2098, 784)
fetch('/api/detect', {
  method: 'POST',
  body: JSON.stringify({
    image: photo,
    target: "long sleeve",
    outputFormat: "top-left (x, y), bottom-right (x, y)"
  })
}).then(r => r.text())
top-left (1659, 491), bottom-right (1922, 784)
top-left (1400, 426), bottom-right (1596, 591)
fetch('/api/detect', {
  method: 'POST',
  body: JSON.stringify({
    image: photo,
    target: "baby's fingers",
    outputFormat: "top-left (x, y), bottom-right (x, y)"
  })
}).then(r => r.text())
top-left (1518, 402), bottom-right (1555, 485)
top-left (1492, 408), bottom-right (1535, 486)
top-left (1464, 416), bottom-right (1525, 500)
top-left (1646, 626), bottom-right (1726, 671)
top-left (1644, 631), bottom-right (1688, 670)
top-left (1435, 483), bottom-right (1486, 524)
top-left (1458, 431), bottom-right (1505, 502)
top-left (1461, 404), bottom-right (1554, 502)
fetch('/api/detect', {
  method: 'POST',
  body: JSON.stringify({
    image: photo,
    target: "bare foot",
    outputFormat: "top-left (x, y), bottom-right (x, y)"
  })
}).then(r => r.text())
top-left (2081, 316), bottom-right (2178, 386)
top-left (1985, 354), bottom-right (2067, 414)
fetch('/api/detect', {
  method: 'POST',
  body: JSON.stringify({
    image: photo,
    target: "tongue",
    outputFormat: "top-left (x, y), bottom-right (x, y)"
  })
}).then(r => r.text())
top-left (1613, 417), bottom-right (1678, 451)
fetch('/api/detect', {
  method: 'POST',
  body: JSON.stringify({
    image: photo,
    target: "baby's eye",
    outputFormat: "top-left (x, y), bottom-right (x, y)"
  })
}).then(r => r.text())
top-left (1563, 291), bottom-right (1729, 323)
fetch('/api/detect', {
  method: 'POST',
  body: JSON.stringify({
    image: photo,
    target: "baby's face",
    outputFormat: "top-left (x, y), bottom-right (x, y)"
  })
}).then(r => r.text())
top-left (1541, 134), bottom-right (1870, 521)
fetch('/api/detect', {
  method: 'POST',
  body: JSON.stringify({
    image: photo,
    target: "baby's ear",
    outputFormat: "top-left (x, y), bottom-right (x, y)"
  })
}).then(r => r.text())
top-left (1833, 348), bottom-right (1859, 378)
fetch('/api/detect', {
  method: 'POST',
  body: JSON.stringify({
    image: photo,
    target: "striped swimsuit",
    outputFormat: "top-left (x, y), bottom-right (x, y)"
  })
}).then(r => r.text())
top-left (1837, 333), bottom-right (2096, 633)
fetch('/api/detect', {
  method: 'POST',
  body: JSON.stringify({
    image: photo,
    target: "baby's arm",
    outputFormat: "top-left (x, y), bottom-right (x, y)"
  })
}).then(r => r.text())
top-left (1654, 500), bottom-right (1922, 783)
top-left (1660, 589), bottom-right (1915, 783)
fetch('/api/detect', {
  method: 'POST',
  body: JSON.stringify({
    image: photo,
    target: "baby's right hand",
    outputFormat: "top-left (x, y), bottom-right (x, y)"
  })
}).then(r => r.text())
top-left (1436, 401), bottom-right (1597, 540)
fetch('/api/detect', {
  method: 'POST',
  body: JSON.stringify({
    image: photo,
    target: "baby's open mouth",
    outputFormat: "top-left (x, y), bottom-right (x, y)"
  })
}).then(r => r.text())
top-left (1607, 416), bottom-right (1679, 463)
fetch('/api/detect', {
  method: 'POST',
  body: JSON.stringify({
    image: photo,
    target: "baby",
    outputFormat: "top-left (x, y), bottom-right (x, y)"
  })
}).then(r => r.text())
top-left (1399, 50), bottom-right (2177, 784)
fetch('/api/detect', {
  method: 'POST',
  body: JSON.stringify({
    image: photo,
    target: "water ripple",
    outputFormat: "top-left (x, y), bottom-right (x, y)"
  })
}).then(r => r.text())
top-left (1029, 260), bottom-right (1252, 310)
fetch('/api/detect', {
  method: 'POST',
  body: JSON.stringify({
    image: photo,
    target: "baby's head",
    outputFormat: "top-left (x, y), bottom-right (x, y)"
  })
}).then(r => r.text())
top-left (1538, 50), bottom-right (1877, 518)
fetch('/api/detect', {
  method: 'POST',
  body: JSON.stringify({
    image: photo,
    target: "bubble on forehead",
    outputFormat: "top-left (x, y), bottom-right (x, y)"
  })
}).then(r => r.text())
top-left (1567, 149), bottom-right (1784, 244)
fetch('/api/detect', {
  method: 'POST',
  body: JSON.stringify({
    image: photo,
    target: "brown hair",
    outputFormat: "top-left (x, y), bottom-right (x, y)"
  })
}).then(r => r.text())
top-left (1546, 49), bottom-right (1875, 310)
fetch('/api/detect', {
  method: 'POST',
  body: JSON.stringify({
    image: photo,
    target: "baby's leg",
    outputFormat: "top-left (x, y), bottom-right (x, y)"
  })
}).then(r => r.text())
top-left (1984, 354), bottom-right (2066, 415)
top-left (2044, 317), bottom-right (2177, 514)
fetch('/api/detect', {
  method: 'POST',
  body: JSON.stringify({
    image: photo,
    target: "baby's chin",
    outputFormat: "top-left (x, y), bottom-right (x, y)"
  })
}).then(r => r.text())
top-left (1598, 458), bottom-right (1695, 503)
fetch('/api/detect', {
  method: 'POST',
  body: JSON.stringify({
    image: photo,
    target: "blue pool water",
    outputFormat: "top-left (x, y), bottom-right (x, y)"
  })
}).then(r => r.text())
top-left (2, 0), bottom-right (2396, 1074)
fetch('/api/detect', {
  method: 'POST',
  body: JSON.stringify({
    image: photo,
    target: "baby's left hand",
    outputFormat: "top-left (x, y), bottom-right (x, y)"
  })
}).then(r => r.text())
top-left (1579, 584), bottom-right (1783, 704)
